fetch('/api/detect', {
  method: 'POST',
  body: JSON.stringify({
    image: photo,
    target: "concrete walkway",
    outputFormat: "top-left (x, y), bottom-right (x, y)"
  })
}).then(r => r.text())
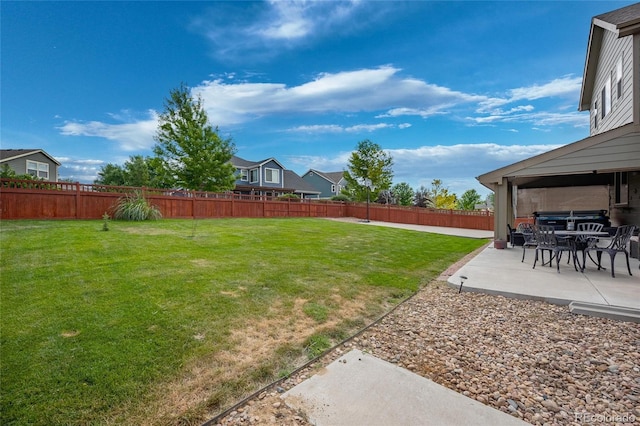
top-left (283, 349), bottom-right (527, 426)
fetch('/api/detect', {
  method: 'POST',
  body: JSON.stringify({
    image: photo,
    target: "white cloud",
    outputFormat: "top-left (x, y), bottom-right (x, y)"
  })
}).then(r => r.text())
top-left (56, 68), bottom-right (587, 151)
top-left (191, 0), bottom-right (368, 61)
top-left (194, 66), bottom-right (484, 124)
top-left (477, 75), bottom-right (582, 115)
top-left (287, 122), bottom-right (402, 134)
top-left (58, 110), bottom-right (158, 151)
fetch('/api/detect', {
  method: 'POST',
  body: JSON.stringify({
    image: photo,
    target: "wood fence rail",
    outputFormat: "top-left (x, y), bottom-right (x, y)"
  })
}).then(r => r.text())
top-left (0, 179), bottom-right (493, 230)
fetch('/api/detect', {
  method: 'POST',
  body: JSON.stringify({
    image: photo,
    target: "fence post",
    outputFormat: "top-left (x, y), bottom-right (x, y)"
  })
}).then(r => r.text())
top-left (75, 182), bottom-right (81, 219)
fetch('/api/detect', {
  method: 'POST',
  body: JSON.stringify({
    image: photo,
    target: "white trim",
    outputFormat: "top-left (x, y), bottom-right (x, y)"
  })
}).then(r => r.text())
top-left (26, 159), bottom-right (49, 179)
top-left (249, 168), bottom-right (259, 183)
top-left (265, 167), bottom-right (280, 184)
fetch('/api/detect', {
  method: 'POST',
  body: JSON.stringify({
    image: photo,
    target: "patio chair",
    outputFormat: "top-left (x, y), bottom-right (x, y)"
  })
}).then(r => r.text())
top-left (572, 222), bottom-right (605, 266)
top-left (583, 224), bottom-right (637, 277)
top-left (508, 223), bottom-right (526, 247)
top-left (533, 225), bottom-right (578, 273)
top-left (519, 223), bottom-right (537, 262)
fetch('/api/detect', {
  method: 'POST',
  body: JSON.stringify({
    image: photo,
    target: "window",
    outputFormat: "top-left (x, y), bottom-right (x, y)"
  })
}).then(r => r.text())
top-left (249, 169), bottom-right (259, 183)
top-left (331, 184), bottom-right (336, 193)
top-left (594, 100), bottom-right (598, 128)
top-left (240, 169), bottom-right (248, 181)
top-left (616, 57), bottom-right (623, 99)
top-left (614, 171), bottom-right (628, 205)
top-left (601, 77), bottom-right (611, 119)
top-left (26, 160), bottom-right (49, 179)
top-left (265, 168), bottom-right (280, 184)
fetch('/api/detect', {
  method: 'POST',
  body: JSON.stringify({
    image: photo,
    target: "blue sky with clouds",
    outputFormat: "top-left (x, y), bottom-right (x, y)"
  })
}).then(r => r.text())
top-left (2, 1), bottom-right (635, 197)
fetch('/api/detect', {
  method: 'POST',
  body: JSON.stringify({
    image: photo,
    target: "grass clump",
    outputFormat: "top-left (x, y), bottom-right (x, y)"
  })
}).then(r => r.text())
top-left (113, 190), bottom-right (162, 221)
top-left (304, 334), bottom-right (332, 359)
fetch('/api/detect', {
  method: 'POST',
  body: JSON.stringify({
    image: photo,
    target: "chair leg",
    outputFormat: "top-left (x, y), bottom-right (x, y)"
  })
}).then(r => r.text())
top-left (625, 252), bottom-right (632, 276)
top-left (521, 247), bottom-right (526, 262)
top-left (596, 252), bottom-right (603, 270)
top-left (533, 249), bottom-right (538, 269)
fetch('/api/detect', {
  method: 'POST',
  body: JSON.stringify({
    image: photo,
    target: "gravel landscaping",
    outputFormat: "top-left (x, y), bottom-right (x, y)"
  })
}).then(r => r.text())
top-left (212, 274), bottom-right (640, 426)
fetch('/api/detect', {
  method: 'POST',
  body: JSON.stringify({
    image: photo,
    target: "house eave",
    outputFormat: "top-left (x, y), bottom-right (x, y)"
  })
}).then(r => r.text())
top-left (477, 123), bottom-right (640, 188)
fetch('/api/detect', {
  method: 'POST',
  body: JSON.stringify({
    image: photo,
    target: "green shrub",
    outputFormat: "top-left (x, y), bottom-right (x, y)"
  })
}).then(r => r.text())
top-left (113, 191), bottom-right (162, 221)
top-left (277, 193), bottom-right (300, 201)
top-left (331, 194), bottom-right (350, 202)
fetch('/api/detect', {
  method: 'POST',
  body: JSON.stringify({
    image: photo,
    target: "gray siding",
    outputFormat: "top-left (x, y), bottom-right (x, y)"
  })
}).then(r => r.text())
top-left (302, 172), bottom-right (333, 198)
top-left (3, 153), bottom-right (58, 181)
top-left (260, 159), bottom-right (283, 188)
top-left (590, 29), bottom-right (634, 135)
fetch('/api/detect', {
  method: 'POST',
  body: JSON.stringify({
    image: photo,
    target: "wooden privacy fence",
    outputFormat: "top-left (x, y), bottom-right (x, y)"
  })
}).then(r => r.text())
top-left (0, 179), bottom-right (494, 231)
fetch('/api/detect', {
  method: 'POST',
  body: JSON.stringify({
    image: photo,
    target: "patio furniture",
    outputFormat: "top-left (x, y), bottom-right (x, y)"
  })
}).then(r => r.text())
top-left (572, 222), bottom-right (605, 266)
top-left (519, 223), bottom-right (538, 262)
top-left (533, 225), bottom-right (579, 273)
top-left (582, 224), bottom-right (637, 277)
top-left (508, 222), bottom-right (533, 248)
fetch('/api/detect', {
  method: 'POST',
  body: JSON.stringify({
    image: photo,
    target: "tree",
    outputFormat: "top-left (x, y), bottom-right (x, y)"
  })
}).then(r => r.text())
top-left (392, 182), bottom-right (414, 206)
top-left (457, 189), bottom-right (483, 210)
top-left (123, 155), bottom-right (151, 188)
top-left (376, 189), bottom-right (395, 204)
top-left (430, 179), bottom-right (457, 209)
top-left (153, 83), bottom-right (237, 192)
top-left (342, 139), bottom-right (393, 202)
top-left (414, 185), bottom-right (434, 208)
top-left (94, 163), bottom-right (126, 186)
top-left (485, 192), bottom-right (495, 211)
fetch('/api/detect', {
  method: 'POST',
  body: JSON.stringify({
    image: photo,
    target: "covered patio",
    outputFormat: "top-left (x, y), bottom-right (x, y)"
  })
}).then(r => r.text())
top-left (448, 241), bottom-right (640, 322)
top-left (477, 123), bottom-right (640, 242)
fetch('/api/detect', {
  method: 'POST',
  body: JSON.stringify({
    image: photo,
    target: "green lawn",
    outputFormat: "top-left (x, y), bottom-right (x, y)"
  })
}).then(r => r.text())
top-left (0, 218), bottom-right (486, 425)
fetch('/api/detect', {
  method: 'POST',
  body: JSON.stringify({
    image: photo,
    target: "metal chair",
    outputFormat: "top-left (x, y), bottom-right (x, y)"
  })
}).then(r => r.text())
top-left (572, 222), bottom-right (604, 267)
top-left (519, 223), bottom-right (537, 262)
top-left (583, 225), bottom-right (637, 277)
top-left (533, 225), bottom-right (578, 273)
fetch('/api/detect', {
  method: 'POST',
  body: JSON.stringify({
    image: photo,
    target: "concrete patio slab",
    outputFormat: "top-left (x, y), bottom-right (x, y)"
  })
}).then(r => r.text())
top-left (282, 349), bottom-right (527, 426)
top-left (448, 242), bottom-right (640, 316)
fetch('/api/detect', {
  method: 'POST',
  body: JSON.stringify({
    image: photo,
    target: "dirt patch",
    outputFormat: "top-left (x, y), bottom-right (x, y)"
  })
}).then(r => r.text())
top-left (130, 290), bottom-right (379, 425)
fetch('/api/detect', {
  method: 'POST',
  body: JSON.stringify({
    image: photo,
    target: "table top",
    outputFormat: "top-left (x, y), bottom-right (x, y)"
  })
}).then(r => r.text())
top-left (554, 230), bottom-right (610, 237)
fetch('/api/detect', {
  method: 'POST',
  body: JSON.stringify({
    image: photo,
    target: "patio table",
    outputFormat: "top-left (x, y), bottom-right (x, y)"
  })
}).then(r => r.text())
top-left (555, 230), bottom-right (610, 271)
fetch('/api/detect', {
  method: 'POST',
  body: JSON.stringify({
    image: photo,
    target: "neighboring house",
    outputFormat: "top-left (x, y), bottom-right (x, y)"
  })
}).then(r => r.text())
top-left (301, 169), bottom-right (346, 198)
top-left (0, 149), bottom-right (61, 182)
top-left (231, 155), bottom-right (320, 199)
top-left (478, 2), bottom-right (640, 240)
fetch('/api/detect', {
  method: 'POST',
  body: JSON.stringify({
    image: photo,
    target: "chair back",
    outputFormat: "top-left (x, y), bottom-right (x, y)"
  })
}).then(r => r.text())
top-left (535, 225), bottom-right (558, 248)
top-left (517, 222), bottom-right (534, 233)
top-left (577, 222), bottom-right (604, 233)
top-left (608, 225), bottom-right (637, 250)
top-left (576, 222), bottom-right (605, 244)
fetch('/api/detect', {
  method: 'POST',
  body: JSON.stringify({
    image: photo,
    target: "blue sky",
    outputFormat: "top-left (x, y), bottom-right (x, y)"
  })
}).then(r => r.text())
top-left (2, 1), bottom-right (635, 197)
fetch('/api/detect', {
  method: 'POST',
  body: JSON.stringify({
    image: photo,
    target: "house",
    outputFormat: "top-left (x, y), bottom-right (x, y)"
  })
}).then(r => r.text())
top-left (231, 155), bottom-right (321, 199)
top-left (477, 3), bottom-right (640, 241)
top-left (0, 149), bottom-right (61, 182)
top-left (301, 169), bottom-right (346, 199)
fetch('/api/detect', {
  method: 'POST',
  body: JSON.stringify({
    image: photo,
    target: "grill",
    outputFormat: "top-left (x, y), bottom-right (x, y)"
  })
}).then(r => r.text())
top-left (533, 210), bottom-right (611, 231)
